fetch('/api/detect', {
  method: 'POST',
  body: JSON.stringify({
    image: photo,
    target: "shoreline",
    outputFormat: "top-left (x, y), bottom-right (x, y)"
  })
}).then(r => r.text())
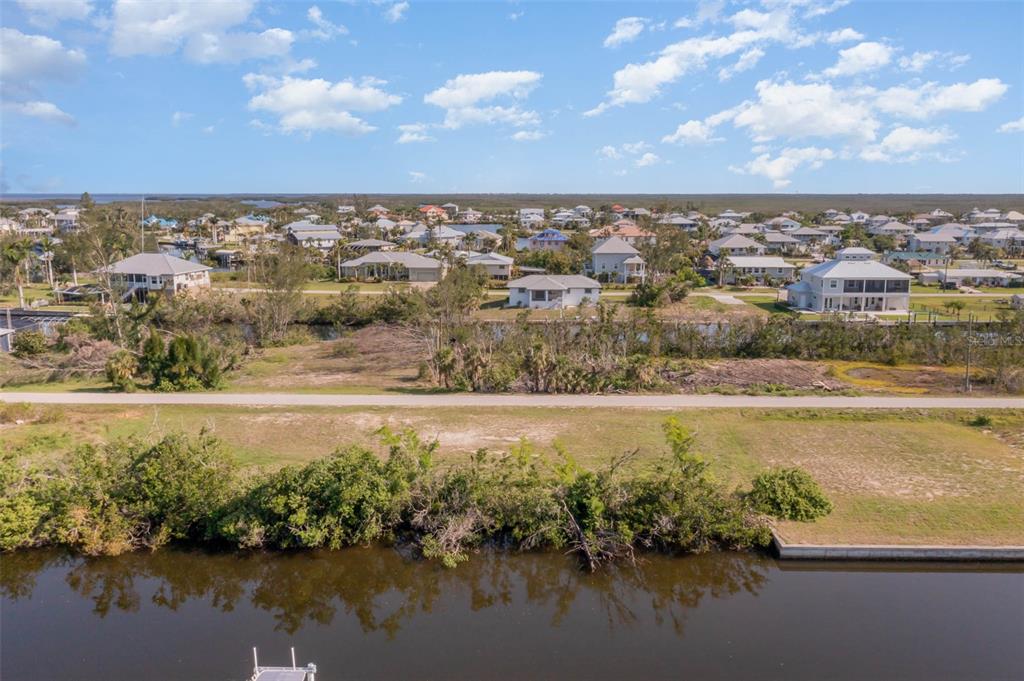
top-left (772, 533), bottom-right (1024, 562)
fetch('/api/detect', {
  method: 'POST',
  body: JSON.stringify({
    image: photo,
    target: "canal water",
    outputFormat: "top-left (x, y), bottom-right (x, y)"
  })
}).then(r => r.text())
top-left (2, 548), bottom-right (1021, 680)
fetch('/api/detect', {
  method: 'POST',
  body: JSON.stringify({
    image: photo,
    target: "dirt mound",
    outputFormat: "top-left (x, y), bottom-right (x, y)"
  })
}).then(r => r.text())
top-left (665, 359), bottom-right (847, 393)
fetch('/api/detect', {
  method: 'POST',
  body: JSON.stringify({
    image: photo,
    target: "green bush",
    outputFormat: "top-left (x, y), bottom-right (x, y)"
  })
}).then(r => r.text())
top-left (748, 467), bottom-right (833, 521)
top-left (12, 331), bottom-right (47, 357)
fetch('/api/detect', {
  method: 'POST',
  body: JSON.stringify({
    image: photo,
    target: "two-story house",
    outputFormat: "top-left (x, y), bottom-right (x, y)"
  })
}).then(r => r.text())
top-left (590, 236), bottom-right (646, 283)
top-left (785, 247), bottom-right (911, 313)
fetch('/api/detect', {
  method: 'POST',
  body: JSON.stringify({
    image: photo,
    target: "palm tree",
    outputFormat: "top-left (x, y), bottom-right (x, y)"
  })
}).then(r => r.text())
top-left (2, 238), bottom-right (32, 308)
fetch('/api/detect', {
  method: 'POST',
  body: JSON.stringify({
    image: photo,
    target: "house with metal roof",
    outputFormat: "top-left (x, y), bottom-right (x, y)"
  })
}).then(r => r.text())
top-left (708, 233), bottom-right (765, 256)
top-left (102, 253), bottom-right (211, 299)
top-left (908, 232), bottom-right (957, 254)
top-left (721, 256), bottom-right (796, 285)
top-left (348, 238), bottom-right (396, 252)
top-left (466, 252), bottom-right (514, 280)
top-left (507, 274), bottom-right (601, 309)
top-left (527, 228), bottom-right (570, 251)
top-left (341, 251), bottom-right (444, 282)
top-left (785, 248), bottom-right (911, 313)
top-left (590, 236), bottom-right (645, 283)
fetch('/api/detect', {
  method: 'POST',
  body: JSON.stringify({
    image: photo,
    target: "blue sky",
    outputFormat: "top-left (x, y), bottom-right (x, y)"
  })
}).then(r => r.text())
top-left (2, 0), bottom-right (1022, 194)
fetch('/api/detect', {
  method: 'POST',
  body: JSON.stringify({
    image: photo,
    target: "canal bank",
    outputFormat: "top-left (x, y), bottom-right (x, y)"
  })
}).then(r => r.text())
top-left (772, 532), bottom-right (1024, 561)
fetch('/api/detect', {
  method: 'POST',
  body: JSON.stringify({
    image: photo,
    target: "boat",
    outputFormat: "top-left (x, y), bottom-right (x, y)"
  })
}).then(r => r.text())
top-left (250, 647), bottom-right (317, 681)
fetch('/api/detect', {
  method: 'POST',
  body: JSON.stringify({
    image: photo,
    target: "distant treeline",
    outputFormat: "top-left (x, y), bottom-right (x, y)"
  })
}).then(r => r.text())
top-left (5, 193), bottom-right (1021, 215)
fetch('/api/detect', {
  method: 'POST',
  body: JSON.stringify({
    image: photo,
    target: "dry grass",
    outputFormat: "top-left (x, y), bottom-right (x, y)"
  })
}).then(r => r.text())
top-left (3, 404), bottom-right (1022, 546)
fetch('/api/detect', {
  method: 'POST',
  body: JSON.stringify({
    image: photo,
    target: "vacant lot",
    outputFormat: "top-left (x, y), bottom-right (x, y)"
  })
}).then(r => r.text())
top-left (4, 403), bottom-right (1021, 546)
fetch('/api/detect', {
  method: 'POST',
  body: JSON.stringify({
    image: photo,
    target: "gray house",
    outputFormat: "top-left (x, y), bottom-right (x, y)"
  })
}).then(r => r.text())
top-left (591, 236), bottom-right (646, 283)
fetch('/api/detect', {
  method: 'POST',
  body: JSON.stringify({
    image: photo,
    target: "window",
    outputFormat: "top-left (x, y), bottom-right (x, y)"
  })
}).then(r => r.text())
top-left (531, 290), bottom-right (546, 301)
top-left (829, 280), bottom-right (838, 289)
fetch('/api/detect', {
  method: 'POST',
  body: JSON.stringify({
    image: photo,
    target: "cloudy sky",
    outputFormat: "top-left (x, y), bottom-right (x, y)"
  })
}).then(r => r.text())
top-left (2, 0), bottom-right (1022, 194)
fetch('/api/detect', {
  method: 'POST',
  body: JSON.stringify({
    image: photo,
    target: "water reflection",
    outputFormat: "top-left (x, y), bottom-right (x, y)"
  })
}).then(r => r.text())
top-left (1, 547), bottom-right (767, 636)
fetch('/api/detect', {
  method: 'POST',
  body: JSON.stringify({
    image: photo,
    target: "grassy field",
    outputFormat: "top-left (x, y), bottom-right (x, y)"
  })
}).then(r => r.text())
top-left (3, 403), bottom-right (1021, 546)
top-left (908, 295), bottom-right (1015, 321)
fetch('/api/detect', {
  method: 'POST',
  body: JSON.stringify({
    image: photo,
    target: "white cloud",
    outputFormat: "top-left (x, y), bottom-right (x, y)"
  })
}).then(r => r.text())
top-left (245, 74), bottom-right (401, 135)
top-left (800, 0), bottom-right (851, 18)
top-left (0, 28), bottom-right (86, 90)
top-left (634, 152), bottom-right (661, 167)
top-left (511, 130), bottom-right (547, 141)
top-left (396, 123), bottom-right (435, 143)
top-left (171, 111), bottom-right (193, 126)
top-left (898, 50), bottom-right (971, 73)
top-left (202, 125), bottom-right (215, 134)
top-left (110, 0), bottom-right (292, 63)
top-left (732, 79), bottom-right (880, 143)
top-left (732, 146), bottom-right (834, 187)
top-left (821, 41), bottom-right (892, 78)
top-left (408, 170), bottom-right (426, 183)
top-left (873, 78), bottom-right (1008, 118)
top-left (621, 141), bottom-right (651, 154)
top-left (604, 17), bottom-right (647, 48)
top-left (718, 47), bottom-right (764, 81)
top-left (859, 125), bottom-right (954, 162)
top-left (5, 100), bottom-right (75, 126)
top-left (306, 5), bottom-right (348, 40)
top-left (509, 11), bottom-right (524, 21)
top-left (586, 6), bottom-right (809, 115)
top-left (425, 70), bottom-right (541, 108)
top-left (826, 27), bottom-right (863, 44)
top-left (662, 119), bottom-right (723, 145)
top-left (16, 0), bottom-right (92, 27)
top-left (997, 116), bottom-right (1024, 133)
top-left (424, 70), bottom-right (543, 130)
top-left (597, 145), bottom-right (622, 160)
top-left (185, 29), bottom-right (294, 64)
top-left (384, 1), bottom-right (408, 23)
top-left (898, 51), bottom-right (936, 73)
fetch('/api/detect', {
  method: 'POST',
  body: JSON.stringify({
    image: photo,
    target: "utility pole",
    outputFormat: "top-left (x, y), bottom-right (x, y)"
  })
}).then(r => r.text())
top-left (140, 196), bottom-right (146, 253)
top-left (964, 314), bottom-right (973, 393)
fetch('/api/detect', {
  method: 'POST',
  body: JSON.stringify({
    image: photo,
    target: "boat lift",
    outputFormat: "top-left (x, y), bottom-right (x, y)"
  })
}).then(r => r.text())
top-left (251, 647), bottom-right (317, 681)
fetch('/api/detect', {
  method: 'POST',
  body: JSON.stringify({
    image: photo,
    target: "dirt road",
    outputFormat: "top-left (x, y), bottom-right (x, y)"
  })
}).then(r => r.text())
top-left (3, 392), bottom-right (1021, 409)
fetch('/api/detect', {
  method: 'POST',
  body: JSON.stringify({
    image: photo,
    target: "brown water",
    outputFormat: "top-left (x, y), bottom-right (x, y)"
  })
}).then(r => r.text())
top-left (2, 548), bottom-right (1022, 680)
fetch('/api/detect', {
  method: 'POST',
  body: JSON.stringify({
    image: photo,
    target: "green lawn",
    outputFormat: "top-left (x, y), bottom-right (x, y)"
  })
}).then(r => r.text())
top-left (4, 404), bottom-right (1021, 546)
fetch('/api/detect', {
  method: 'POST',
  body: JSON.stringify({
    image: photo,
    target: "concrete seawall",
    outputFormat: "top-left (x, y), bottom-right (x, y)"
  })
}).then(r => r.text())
top-left (772, 534), bottom-right (1024, 562)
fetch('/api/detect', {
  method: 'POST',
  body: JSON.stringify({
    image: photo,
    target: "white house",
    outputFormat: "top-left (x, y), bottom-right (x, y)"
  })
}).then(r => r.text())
top-left (591, 236), bottom-right (646, 283)
top-left (341, 251), bottom-right (444, 282)
top-left (519, 208), bottom-right (545, 228)
top-left (977, 228), bottom-right (1024, 252)
top-left (785, 248), bottom-right (911, 313)
top-left (721, 256), bottom-right (796, 285)
top-left (399, 225), bottom-right (465, 247)
top-left (55, 209), bottom-right (81, 233)
top-left (348, 238), bottom-right (396, 252)
top-left (708, 234), bottom-right (765, 256)
top-left (466, 252), bottom-right (514, 280)
top-left (924, 268), bottom-right (1023, 288)
top-left (908, 232), bottom-right (957, 254)
top-left (762, 231), bottom-right (802, 254)
top-left (103, 253), bottom-right (211, 299)
top-left (507, 275), bottom-right (601, 309)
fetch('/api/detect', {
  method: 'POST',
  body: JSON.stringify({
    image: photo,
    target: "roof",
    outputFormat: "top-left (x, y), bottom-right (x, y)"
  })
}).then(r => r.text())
top-left (592, 236), bottom-right (639, 255)
top-left (507, 274), bottom-right (601, 290)
top-left (911, 232), bottom-right (956, 242)
top-left (529, 229), bottom-right (569, 242)
top-left (342, 251), bottom-right (442, 269)
top-left (940, 269), bottom-right (1022, 280)
top-left (710, 234), bottom-right (761, 249)
top-left (801, 259), bottom-right (911, 280)
top-left (725, 256), bottom-right (795, 268)
top-left (763, 231), bottom-right (800, 243)
top-left (837, 246), bottom-right (876, 256)
top-left (104, 253), bottom-right (211, 276)
top-left (467, 252), bottom-right (514, 265)
top-left (349, 238), bottom-right (394, 247)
